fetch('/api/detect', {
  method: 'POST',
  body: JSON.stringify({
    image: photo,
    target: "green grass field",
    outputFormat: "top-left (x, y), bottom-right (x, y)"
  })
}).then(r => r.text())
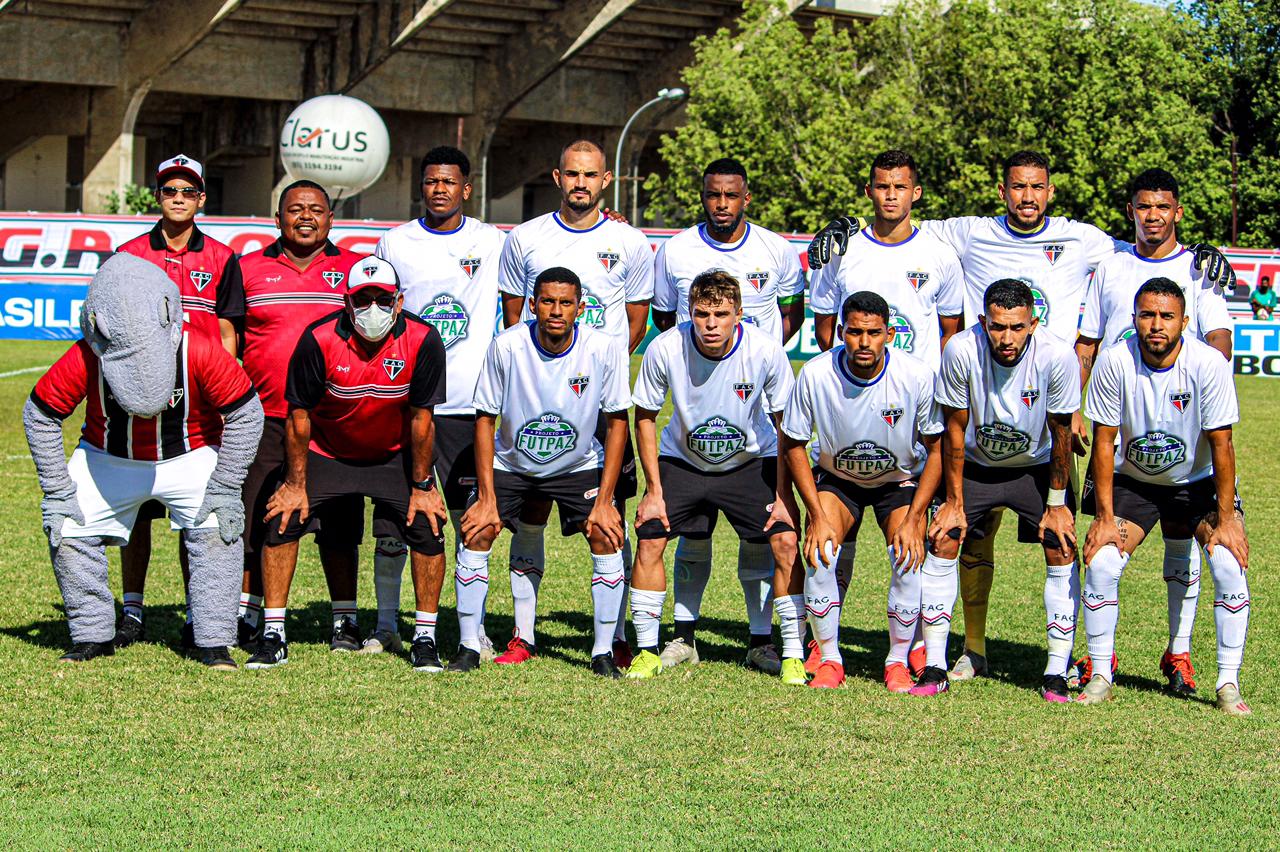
top-left (0, 338), bottom-right (1277, 847)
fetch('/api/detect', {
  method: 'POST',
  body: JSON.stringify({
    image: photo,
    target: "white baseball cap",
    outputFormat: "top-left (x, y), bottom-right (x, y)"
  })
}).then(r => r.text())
top-left (347, 255), bottom-right (401, 294)
top-left (156, 154), bottom-right (204, 190)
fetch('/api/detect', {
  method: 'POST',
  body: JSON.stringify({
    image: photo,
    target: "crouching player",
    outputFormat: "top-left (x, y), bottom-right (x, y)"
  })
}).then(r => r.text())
top-left (627, 270), bottom-right (803, 682)
top-left (781, 292), bottom-right (948, 693)
top-left (1078, 278), bottom-right (1250, 715)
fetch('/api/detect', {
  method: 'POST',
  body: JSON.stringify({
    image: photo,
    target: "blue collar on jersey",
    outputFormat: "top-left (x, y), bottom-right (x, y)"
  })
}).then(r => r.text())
top-left (697, 222), bottom-right (751, 252)
top-left (1141, 337), bottom-right (1183, 373)
top-left (1130, 244), bottom-right (1186, 263)
top-left (418, 216), bottom-right (467, 235)
top-left (836, 348), bottom-right (890, 386)
top-left (552, 211), bottom-right (607, 234)
top-left (529, 320), bottom-right (579, 358)
top-left (999, 215), bottom-right (1051, 239)
top-left (688, 322), bottom-right (743, 362)
top-left (860, 227), bottom-right (919, 248)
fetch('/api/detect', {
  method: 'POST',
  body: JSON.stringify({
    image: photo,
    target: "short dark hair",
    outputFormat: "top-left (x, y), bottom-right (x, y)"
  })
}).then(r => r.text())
top-left (421, 146), bottom-right (471, 179)
top-left (689, 269), bottom-right (742, 310)
top-left (703, 157), bottom-right (748, 186)
top-left (984, 278), bottom-right (1035, 313)
top-left (840, 291), bottom-right (890, 326)
top-left (1003, 150), bottom-right (1051, 181)
top-left (279, 179), bottom-right (331, 214)
top-left (869, 150), bottom-right (918, 185)
top-left (533, 266), bottom-right (582, 300)
top-left (1128, 168), bottom-right (1178, 200)
top-left (1134, 277), bottom-right (1186, 311)
top-left (560, 139), bottom-right (607, 170)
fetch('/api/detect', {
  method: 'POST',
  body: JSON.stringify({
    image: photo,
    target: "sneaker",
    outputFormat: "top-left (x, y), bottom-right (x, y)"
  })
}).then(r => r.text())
top-left (612, 639), bottom-right (633, 670)
top-left (1074, 652), bottom-right (1119, 688)
top-left (1075, 675), bottom-right (1113, 704)
top-left (478, 632), bottom-right (496, 664)
top-left (245, 633), bottom-right (289, 669)
top-left (198, 646), bottom-right (237, 671)
top-left (809, 660), bottom-right (846, 689)
top-left (59, 641), bottom-right (114, 663)
top-left (113, 615), bottom-right (145, 649)
top-left (180, 621), bottom-right (196, 651)
top-left (359, 630), bottom-right (403, 655)
top-left (1215, 684), bottom-right (1252, 717)
top-left (330, 617), bottom-right (361, 652)
top-left (1039, 674), bottom-right (1070, 703)
top-left (236, 617), bottom-right (261, 651)
top-left (409, 637), bottom-right (444, 673)
top-left (658, 637), bottom-right (699, 668)
top-left (908, 642), bottom-right (927, 679)
top-left (803, 640), bottom-right (822, 675)
top-left (745, 643), bottom-right (782, 676)
top-left (884, 662), bottom-right (913, 693)
top-left (447, 645), bottom-right (482, 673)
top-left (781, 657), bottom-right (808, 686)
top-left (591, 653), bottom-right (622, 679)
top-left (1159, 651), bottom-right (1197, 698)
top-left (495, 636), bottom-right (536, 665)
top-left (909, 666), bottom-right (950, 697)
top-left (949, 650), bottom-right (988, 681)
top-left (625, 649), bottom-right (663, 679)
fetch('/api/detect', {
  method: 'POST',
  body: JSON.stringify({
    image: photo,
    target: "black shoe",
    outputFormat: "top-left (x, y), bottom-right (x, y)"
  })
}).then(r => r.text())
top-left (447, 645), bottom-right (482, 673)
top-left (1040, 674), bottom-right (1071, 703)
top-left (591, 652), bottom-right (622, 679)
top-left (113, 615), bottom-right (145, 648)
top-left (237, 617), bottom-right (261, 651)
top-left (410, 637), bottom-right (444, 673)
top-left (59, 641), bottom-right (114, 663)
top-left (199, 645), bottom-right (237, 670)
top-left (330, 617), bottom-right (361, 652)
top-left (180, 621), bottom-right (196, 651)
top-left (246, 633), bottom-right (289, 669)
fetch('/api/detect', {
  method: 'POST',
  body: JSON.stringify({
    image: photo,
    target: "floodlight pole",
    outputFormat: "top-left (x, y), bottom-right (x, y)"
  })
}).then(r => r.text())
top-left (613, 87), bottom-right (686, 215)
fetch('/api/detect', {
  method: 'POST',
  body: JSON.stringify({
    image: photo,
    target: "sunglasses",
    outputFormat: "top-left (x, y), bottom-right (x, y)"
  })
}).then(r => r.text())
top-left (349, 291), bottom-right (397, 308)
top-left (159, 186), bottom-right (202, 198)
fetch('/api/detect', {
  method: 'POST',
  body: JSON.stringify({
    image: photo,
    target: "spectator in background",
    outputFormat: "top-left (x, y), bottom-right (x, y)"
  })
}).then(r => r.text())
top-left (1250, 275), bottom-right (1276, 320)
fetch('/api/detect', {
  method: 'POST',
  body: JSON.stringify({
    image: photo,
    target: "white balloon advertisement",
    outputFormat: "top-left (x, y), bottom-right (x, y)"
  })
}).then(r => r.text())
top-left (278, 95), bottom-right (390, 199)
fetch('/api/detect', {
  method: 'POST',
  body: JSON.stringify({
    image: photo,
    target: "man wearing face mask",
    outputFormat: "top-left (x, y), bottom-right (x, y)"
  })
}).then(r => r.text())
top-left (1250, 275), bottom-right (1275, 320)
top-left (250, 257), bottom-right (449, 671)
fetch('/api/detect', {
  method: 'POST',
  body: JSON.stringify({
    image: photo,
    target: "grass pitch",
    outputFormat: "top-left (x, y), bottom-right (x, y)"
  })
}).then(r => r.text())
top-left (0, 339), bottom-right (1277, 848)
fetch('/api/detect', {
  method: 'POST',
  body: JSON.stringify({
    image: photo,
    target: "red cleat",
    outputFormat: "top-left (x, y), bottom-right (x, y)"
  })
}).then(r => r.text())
top-left (495, 636), bottom-right (535, 665)
top-left (612, 639), bottom-right (633, 670)
top-left (1074, 652), bottom-right (1118, 687)
top-left (908, 642), bottom-right (927, 678)
top-left (884, 662), bottom-right (913, 693)
top-left (803, 640), bottom-right (822, 675)
top-left (1159, 650), bottom-right (1197, 698)
top-left (809, 660), bottom-right (846, 689)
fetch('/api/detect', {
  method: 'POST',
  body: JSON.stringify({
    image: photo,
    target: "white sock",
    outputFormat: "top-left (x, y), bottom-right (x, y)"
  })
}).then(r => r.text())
top-left (455, 546), bottom-right (491, 653)
top-left (1083, 546), bottom-right (1126, 684)
top-left (239, 593), bottom-right (262, 628)
top-left (673, 536), bottom-right (713, 623)
top-left (920, 553), bottom-right (958, 670)
top-left (613, 529), bottom-right (632, 644)
top-left (123, 592), bottom-right (144, 622)
top-left (510, 556), bottom-right (543, 646)
top-left (263, 607), bottom-right (286, 641)
top-left (886, 559), bottom-right (921, 665)
top-left (1207, 545), bottom-right (1250, 689)
top-left (775, 594), bottom-right (805, 659)
top-left (1163, 538), bottom-right (1200, 655)
top-left (413, 610), bottom-right (437, 642)
top-left (1044, 562), bottom-right (1080, 677)
top-left (630, 587), bottom-right (665, 651)
top-left (591, 550), bottom-right (625, 657)
top-left (738, 541), bottom-right (775, 637)
top-left (835, 542), bottom-right (855, 607)
top-left (373, 536), bottom-right (407, 635)
top-left (805, 560), bottom-right (842, 664)
top-left (331, 599), bottom-right (356, 629)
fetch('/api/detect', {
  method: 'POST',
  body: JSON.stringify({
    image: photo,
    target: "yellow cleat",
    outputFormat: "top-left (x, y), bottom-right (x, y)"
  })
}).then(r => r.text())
top-left (781, 657), bottom-right (808, 686)
top-left (625, 649), bottom-right (663, 679)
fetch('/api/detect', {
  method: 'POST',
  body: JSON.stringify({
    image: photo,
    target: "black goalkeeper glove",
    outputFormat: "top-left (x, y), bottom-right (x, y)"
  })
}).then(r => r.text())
top-left (807, 216), bottom-right (862, 270)
top-left (1188, 243), bottom-right (1237, 293)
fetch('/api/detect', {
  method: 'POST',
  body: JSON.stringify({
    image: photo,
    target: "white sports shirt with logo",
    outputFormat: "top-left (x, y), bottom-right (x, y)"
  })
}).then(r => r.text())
top-left (920, 216), bottom-right (1126, 342)
top-left (1079, 245), bottom-right (1232, 348)
top-left (781, 348), bottom-right (943, 486)
top-left (935, 326), bottom-right (1080, 467)
top-left (1084, 336), bottom-right (1237, 486)
top-left (810, 228), bottom-right (964, 370)
top-left (472, 322), bottom-right (630, 477)
top-left (374, 216), bottom-right (505, 416)
top-left (633, 321), bottom-right (794, 472)
top-left (652, 222), bottom-right (805, 342)
top-left (498, 211), bottom-right (654, 347)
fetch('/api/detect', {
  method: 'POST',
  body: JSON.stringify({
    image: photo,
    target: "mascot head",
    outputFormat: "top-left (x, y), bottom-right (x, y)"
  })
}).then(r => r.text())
top-left (80, 253), bottom-right (183, 418)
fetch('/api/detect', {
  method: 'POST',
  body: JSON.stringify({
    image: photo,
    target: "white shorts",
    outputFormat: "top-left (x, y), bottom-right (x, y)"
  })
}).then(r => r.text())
top-left (61, 443), bottom-right (219, 542)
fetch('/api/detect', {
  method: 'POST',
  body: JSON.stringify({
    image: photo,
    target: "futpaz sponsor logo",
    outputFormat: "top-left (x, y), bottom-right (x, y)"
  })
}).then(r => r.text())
top-left (888, 306), bottom-right (914, 352)
top-left (383, 357), bottom-right (405, 379)
top-left (687, 417), bottom-right (746, 465)
top-left (421, 294), bottom-right (469, 348)
top-left (517, 413), bottom-right (577, 463)
top-left (976, 422), bottom-right (1031, 461)
top-left (1125, 431), bottom-right (1187, 475)
top-left (189, 270), bottom-right (213, 292)
top-left (834, 441), bottom-right (898, 479)
top-left (580, 290), bottom-right (605, 327)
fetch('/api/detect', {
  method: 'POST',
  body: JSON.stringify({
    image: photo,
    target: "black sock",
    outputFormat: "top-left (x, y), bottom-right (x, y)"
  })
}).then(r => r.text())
top-left (674, 619), bottom-right (697, 645)
top-left (749, 632), bottom-right (774, 649)
top-left (639, 644), bottom-right (658, 654)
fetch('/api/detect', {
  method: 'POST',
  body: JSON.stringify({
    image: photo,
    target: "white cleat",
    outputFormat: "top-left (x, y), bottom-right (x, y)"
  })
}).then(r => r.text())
top-left (359, 630), bottom-right (402, 654)
top-left (948, 650), bottom-right (988, 681)
top-left (478, 632), bottom-right (496, 664)
top-left (1216, 684), bottom-right (1252, 717)
top-left (1075, 676), bottom-right (1114, 705)
top-left (658, 637), bottom-right (700, 668)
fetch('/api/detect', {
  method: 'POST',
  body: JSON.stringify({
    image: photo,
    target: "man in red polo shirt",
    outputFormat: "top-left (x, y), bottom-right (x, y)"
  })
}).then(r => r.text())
top-left (248, 255), bottom-right (448, 671)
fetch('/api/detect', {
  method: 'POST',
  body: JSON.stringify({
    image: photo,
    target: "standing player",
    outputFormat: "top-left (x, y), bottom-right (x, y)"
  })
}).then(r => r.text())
top-left (495, 139), bottom-right (652, 665)
top-left (448, 267), bottom-right (630, 677)
top-left (928, 279), bottom-right (1082, 702)
top-left (781, 292), bottom-right (948, 693)
top-left (626, 271), bottom-right (802, 682)
top-left (1074, 168), bottom-right (1233, 693)
top-left (648, 157), bottom-right (806, 672)
top-left (363, 145), bottom-right (505, 657)
top-left (1078, 279), bottom-right (1250, 715)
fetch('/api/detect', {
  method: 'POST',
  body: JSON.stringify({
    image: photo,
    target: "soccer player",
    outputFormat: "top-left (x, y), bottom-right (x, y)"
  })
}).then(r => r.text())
top-left (781, 291), bottom-right (948, 693)
top-left (1074, 168), bottom-right (1233, 693)
top-left (1078, 279), bottom-right (1250, 715)
top-left (363, 145), bottom-right (506, 657)
top-left (249, 256), bottom-right (449, 670)
top-left (627, 271), bottom-right (803, 682)
top-left (648, 157), bottom-right (806, 672)
top-left (448, 267), bottom-right (630, 677)
top-left (928, 279), bottom-right (1082, 702)
top-left (495, 139), bottom-right (652, 665)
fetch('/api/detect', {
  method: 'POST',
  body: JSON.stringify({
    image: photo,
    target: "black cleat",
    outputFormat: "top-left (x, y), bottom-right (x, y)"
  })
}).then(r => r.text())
top-left (1040, 674), bottom-right (1071, 704)
top-left (447, 645), bottom-right (482, 673)
top-left (113, 615), bottom-right (145, 648)
top-left (591, 652), bottom-right (622, 679)
top-left (330, 617), bottom-right (361, 652)
top-left (199, 645), bottom-right (237, 670)
top-left (236, 617), bottom-right (261, 651)
top-left (245, 633), bottom-right (289, 669)
top-left (180, 621), bottom-right (196, 651)
top-left (410, 637), bottom-right (444, 673)
top-left (59, 641), bottom-right (114, 663)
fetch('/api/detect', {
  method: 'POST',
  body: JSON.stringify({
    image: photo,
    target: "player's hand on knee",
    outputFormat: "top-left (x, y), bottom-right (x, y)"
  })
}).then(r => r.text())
top-left (408, 490), bottom-right (447, 536)
top-left (1082, 515), bottom-right (1123, 564)
top-left (1039, 505), bottom-right (1077, 560)
top-left (460, 499), bottom-right (500, 544)
top-left (636, 492), bottom-right (669, 531)
top-left (928, 500), bottom-right (966, 550)
top-left (889, 513), bottom-right (927, 572)
top-left (806, 216), bottom-right (861, 269)
top-left (40, 491), bottom-right (84, 549)
top-left (585, 502), bottom-right (624, 552)
top-left (764, 494), bottom-right (798, 534)
top-left (1205, 513), bottom-right (1249, 569)
top-left (1070, 410), bottom-right (1090, 456)
top-left (804, 515), bottom-right (839, 576)
top-left (1189, 243), bottom-right (1237, 292)
top-left (265, 481), bottom-right (308, 534)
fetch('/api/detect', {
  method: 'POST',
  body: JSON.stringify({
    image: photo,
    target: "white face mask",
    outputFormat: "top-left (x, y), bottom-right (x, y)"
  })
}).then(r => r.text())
top-left (353, 302), bottom-right (395, 341)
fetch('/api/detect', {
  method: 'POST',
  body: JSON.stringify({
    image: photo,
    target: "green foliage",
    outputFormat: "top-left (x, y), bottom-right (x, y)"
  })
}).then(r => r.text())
top-left (103, 183), bottom-right (160, 216)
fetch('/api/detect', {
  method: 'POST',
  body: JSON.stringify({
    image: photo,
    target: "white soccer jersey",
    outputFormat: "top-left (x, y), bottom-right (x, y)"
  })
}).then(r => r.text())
top-left (652, 222), bottom-right (805, 342)
top-left (810, 228), bottom-right (965, 370)
top-left (472, 322), bottom-right (630, 477)
top-left (633, 322), bottom-right (794, 472)
top-left (1079, 245), bottom-right (1232, 348)
top-left (374, 216), bottom-right (505, 416)
top-left (936, 326), bottom-right (1080, 467)
top-left (1085, 336), bottom-right (1237, 486)
top-left (497, 211), bottom-right (654, 347)
top-left (782, 349), bottom-right (943, 486)
top-left (921, 215), bottom-right (1126, 343)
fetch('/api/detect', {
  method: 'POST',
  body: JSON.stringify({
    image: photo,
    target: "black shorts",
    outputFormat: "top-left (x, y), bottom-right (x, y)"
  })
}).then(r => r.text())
top-left (433, 414), bottom-right (478, 509)
top-left (476, 469), bottom-right (605, 537)
top-left (957, 462), bottom-right (1076, 551)
top-left (265, 450), bottom-right (445, 555)
top-left (814, 468), bottom-right (917, 539)
top-left (1081, 473), bottom-right (1244, 535)
top-left (596, 411), bottom-right (637, 501)
top-left (635, 456), bottom-right (794, 543)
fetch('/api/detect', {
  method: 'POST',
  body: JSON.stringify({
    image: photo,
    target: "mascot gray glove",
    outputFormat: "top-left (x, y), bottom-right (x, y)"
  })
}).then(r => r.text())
top-left (193, 394), bottom-right (264, 544)
top-left (23, 397), bottom-right (83, 548)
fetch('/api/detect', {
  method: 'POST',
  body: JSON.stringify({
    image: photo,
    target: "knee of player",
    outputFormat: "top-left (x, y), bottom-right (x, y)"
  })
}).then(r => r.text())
top-left (769, 532), bottom-right (800, 566)
top-left (932, 537), bottom-right (961, 561)
top-left (464, 527), bottom-right (497, 552)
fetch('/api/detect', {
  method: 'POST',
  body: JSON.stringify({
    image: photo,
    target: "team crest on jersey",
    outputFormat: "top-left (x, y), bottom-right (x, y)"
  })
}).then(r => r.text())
top-left (976, 422), bottom-right (1032, 461)
top-left (881, 406), bottom-right (904, 427)
top-left (733, 382), bottom-right (755, 403)
top-left (597, 251), bottom-right (620, 273)
top-left (745, 271), bottom-right (770, 292)
top-left (835, 442), bottom-right (898, 480)
top-left (1169, 389), bottom-right (1192, 413)
top-left (688, 417), bottom-right (747, 465)
top-left (569, 374), bottom-right (590, 397)
top-left (421, 295), bottom-right (469, 349)
top-left (1020, 386), bottom-right (1041, 408)
top-left (322, 270), bottom-right (346, 289)
top-left (168, 388), bottom-right (184, 408)
top-left (888, 306), bottom-right (914, 352)
top-left (1126, 431), bottom-right (1187, 475)
top-left (1042, 244), bottom-right (1066, 265)
top-left (458, 257), bottom-right (481, 279)
top-left (906, 271), bottom-right (930, 291)
top-left (581, 290), bottom-right (605, 328)
top-left (382, 357), bottom-right (405, 380)
top-left (189, 270), bottom-right (213, 292)
top-left (517, 414), bottom-right (578, 463)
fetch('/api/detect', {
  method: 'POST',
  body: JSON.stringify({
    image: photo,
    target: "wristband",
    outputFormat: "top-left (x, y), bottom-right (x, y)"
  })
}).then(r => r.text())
top-left (1046, 488), bottom-right (1067, 507)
